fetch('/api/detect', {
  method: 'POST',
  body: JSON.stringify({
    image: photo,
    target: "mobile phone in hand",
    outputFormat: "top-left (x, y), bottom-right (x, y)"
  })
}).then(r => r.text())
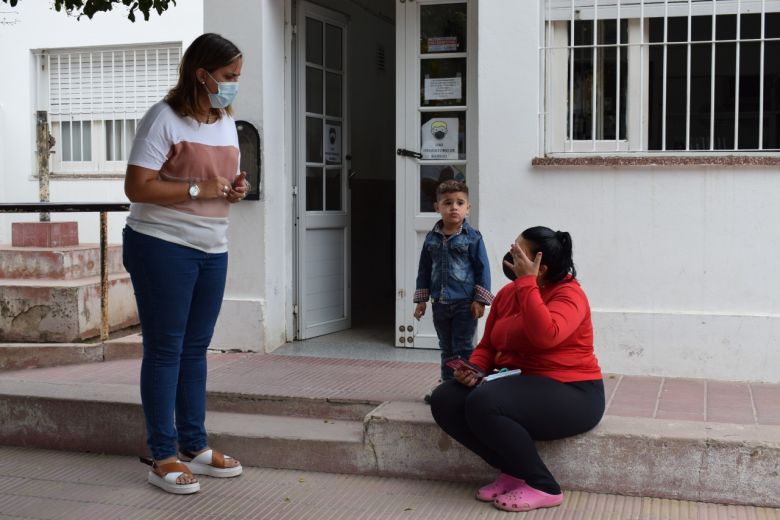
top-left (232, 171), bottom-right (246, 188)
top-left (445, 356), bottom-right (484, 378)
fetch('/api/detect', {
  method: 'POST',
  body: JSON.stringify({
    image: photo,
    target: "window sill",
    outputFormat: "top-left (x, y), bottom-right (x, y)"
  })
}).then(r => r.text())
top-left (43, 173), bottom-right (126, 180)
top-left (531, 155), bottom-right (780, 168)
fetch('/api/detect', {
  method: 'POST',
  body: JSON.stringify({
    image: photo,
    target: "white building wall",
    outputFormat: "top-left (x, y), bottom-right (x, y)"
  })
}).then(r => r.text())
top-left (0, 1), bottom-right (203, 244)
top-left (205, 0), bottom-right (291, 352)
top-left (478, 1), bottom-right (780, 382)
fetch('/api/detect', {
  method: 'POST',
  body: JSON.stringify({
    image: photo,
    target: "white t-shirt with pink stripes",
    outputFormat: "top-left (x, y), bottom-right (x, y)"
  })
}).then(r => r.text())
top-left (126, 100), bottom-right (240, 253)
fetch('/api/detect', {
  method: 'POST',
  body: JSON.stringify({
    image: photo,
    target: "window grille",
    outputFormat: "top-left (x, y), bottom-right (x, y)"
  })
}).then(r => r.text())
top-left (541, 0), bottom-right (780, 154)
top-left (35, 43), bottom-right (181, 173)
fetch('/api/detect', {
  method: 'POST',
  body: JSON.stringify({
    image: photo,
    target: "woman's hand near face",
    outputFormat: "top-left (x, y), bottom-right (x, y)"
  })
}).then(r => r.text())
top-left (505, 242), bottom-right (542, 279)
top-left (454, 368), bottom-right (480, 387)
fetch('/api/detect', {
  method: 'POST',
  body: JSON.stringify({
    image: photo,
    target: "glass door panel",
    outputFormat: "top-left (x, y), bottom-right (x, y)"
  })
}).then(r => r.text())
top-left (420, 111), bottom-right (467, 160)
top-left (306, 18), bottom-right (323, 64)
top-left (306, 67), bottom-right (323, 113)
top-left (420, 58), bottom-right (466, 107)
top-left (306, 166), bottom-right (323, 211)
top-left (419, 3), bottom-right (467, 54)
top-left (325, 24), bottom-right (343, 70)
top-left (419, 164), bottom-right (467, 213)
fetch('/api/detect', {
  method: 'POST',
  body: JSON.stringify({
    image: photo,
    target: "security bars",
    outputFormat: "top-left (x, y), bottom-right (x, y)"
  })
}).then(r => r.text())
top-left (35, 43), bottom-right (180, 173)
top-left (541, 0), bottom-right (780, 154)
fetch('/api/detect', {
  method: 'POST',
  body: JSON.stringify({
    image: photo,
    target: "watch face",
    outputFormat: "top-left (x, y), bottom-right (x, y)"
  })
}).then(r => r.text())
top-left (189, 183), bottom-right (200, 199)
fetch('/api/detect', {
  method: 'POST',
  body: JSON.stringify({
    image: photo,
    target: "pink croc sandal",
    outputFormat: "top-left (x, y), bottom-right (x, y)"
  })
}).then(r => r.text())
top-left (475, 473), bottom-right (524, 502)
top-left (493, 483), bottom-right (563, 512)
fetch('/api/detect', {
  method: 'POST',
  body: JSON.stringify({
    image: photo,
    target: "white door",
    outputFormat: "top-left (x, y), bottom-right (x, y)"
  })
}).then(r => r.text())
top-left (295, 2), bottom-right (351, 339)
top-left (395, 0), bottom-right (476, 349)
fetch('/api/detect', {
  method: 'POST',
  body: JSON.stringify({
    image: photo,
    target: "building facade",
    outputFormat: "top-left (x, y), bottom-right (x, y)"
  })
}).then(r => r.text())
top-left (2, 0), bottom-right (778, 383)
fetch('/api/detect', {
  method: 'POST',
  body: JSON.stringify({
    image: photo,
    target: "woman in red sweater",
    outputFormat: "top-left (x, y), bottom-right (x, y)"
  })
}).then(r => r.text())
top-left (429, 226), bottom-right (604, 513)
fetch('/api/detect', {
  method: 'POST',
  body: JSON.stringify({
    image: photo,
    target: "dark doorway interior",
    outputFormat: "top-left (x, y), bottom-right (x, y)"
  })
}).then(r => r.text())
top-left (342, 0), bottom-right (396, 331)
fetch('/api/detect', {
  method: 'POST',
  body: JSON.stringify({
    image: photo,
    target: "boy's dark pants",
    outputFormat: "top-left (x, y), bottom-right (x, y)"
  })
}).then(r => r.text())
top-left (432, 300), bottom-right (477, 381)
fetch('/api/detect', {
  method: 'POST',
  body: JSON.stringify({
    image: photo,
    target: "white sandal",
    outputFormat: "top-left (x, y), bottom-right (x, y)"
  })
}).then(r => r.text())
top-left (180, 448), bottom-right (243, 478)
top-left (140, 458), bottom-right (200, 495)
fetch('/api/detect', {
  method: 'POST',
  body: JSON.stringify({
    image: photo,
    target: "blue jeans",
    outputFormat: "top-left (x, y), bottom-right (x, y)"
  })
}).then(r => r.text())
top-left (122, 227), bottom-right (227, 461)
top-left (432, 300), bottom-right (477, 381)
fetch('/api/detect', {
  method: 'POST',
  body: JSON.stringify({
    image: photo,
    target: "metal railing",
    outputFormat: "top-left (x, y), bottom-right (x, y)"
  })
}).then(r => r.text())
top-left (0, 202), bottom-right (130, 341)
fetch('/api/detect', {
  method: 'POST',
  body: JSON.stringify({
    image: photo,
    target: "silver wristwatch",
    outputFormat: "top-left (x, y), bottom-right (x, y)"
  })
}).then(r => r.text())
top-left (188, 180), bottom-right (200, 200)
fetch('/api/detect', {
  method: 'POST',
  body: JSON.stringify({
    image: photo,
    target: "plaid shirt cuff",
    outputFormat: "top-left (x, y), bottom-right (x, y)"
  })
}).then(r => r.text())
top-left (414, 289), bottom-right (430, 303)
top-left (474, 285), bottom-right (494, 305)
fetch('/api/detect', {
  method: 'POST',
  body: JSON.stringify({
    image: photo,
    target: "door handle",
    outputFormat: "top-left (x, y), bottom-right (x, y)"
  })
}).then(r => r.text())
top-left (397, 148), bottom-right (422, 159)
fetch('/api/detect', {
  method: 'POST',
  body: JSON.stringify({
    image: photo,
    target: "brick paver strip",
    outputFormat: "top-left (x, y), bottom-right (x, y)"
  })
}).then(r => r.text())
top-left (1, 353), bottom-right (779, 425)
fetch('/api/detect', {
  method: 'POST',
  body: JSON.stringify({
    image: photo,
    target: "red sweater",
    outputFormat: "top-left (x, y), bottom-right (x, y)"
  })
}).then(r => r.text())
top-left (470, 274), bottom-right (602, 383)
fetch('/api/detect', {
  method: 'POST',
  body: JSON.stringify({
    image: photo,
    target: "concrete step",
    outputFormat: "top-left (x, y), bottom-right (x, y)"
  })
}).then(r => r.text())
top-left (0, 335), bottom-right (141, 371)
top-left (0, 274), bottom-right (138, 342)
top-left (0, 368), bottom-right (777, 508)
top-left (0, 244), bottom-right (125, 280)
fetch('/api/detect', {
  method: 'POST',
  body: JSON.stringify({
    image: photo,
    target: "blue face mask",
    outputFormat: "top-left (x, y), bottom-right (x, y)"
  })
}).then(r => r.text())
top-left (205, 71), bottom-right (239, 109)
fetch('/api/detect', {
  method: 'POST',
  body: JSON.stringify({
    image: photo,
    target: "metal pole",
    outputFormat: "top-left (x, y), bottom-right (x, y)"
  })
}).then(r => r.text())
top-left (100, 211), bottom-right (109, 341)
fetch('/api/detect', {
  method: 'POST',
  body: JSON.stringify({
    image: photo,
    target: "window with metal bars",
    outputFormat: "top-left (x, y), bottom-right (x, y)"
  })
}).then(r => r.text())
top-left (542, 0), bottom-right (780, 154)
top-left (35, 43), bottom-right (181, 174)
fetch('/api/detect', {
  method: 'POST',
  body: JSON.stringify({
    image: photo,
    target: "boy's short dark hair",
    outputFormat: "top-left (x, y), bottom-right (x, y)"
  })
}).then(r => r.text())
top-left (436, 180), bottom-right (469, 200)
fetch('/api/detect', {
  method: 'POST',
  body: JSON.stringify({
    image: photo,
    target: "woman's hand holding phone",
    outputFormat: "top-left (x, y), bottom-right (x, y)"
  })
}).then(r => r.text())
top-left (454, 367), bottom-right (481, 387)
top-left (227, 171), bottom-right (248, 203)
top-left (446, 357), bottom-right (484, 387)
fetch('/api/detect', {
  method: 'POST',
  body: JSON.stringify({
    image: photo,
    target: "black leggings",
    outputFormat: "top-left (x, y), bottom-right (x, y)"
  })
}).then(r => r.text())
top-left (429, 375), bottom-right (605, 494)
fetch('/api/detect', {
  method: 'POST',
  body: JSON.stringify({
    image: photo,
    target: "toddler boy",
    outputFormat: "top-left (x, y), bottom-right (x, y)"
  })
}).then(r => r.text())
top-left (414, 180), bottom-right (493, 395)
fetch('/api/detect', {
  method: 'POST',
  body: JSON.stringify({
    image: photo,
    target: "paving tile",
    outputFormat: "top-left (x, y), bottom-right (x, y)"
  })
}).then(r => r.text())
top-left (751, 383), bottom-right (780, 425)
top-left (602, 374), bottom-right (620, 406)
top-left (656, 378), bottom-right (705, 421)
top-left (606, 375), bottom-right (662, 418)
top-left (0, 494), bottom-right (87, 519)
top-left (706, 380), bottom-right (755, 424)
top-left (0, 476), bottom-right (26, 494)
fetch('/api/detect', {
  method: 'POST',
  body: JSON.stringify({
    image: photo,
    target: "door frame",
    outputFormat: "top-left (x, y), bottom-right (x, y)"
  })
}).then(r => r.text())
top-left (395, 0), bottom-right (478, 349)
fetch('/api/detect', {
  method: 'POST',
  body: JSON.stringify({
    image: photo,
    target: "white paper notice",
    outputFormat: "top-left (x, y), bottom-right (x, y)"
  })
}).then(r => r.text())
top-left (325, 123), bottom-right (341, 163)
top-left (424, 77), bottom-right (462, 101)
top-left (421, 118), bottom-right (459, 160)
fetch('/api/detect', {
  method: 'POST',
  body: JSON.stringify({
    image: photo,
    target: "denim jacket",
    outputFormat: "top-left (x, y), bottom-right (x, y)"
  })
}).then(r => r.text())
top-left (414, 219), bottom-right (493, 305)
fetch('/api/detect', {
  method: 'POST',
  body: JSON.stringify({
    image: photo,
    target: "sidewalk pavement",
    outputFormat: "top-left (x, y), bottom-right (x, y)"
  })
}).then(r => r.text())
top-left (0, 349), bottom-right (779, 510)
top-left (1, 446), bottom-right (778, 520)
